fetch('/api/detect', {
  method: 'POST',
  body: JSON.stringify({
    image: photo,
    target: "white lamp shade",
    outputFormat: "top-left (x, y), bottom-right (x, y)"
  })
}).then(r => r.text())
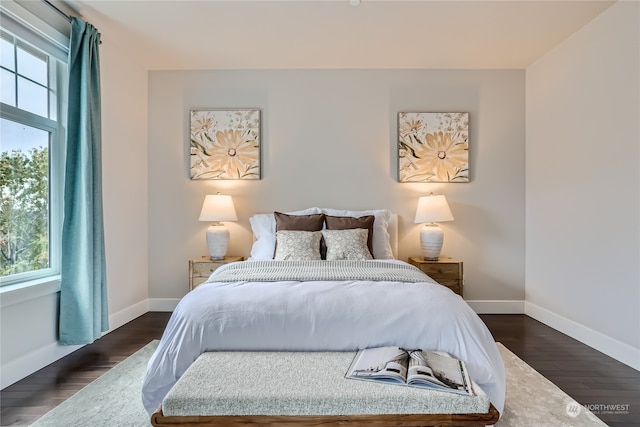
top-left (414, 194), bottom-right (454, 224)
top-left (199, 194), bottom-right (238, 222)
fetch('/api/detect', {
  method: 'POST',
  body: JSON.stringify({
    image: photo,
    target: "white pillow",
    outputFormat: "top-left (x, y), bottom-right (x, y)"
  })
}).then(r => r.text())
top-left (274, 230), bottom-right (322, 261)
top-left (320, 208), bottom-right (393, 259)
top-left (249, 207), bottom-right (321, 259)
top-left (321, 229), bottom-right (372, 261)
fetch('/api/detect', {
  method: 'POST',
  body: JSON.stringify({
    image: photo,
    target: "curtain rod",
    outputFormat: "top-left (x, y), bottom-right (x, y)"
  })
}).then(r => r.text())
top-left (42, 0), bottom-right (71, 22)
top-left (41, 0), bottom-right (103, 44)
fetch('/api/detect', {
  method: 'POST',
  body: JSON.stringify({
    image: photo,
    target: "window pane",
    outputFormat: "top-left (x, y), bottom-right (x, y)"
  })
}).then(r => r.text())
top-left (17, 44), bottom-right (47, 85)
top-left (1, 68), bottom-right (15, 106)
top-left (17, 77), bottom-right (48, 117)
top-left (0, 36), bottom-right (15, 71)
top-left (0, 118), bottom-right (50, 277)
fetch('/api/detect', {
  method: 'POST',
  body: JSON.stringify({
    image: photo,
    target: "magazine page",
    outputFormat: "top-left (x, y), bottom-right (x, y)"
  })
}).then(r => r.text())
top-left (406, 350), bottom-right (473, 395)
top-left (346, 346), bottom-right (409, 384)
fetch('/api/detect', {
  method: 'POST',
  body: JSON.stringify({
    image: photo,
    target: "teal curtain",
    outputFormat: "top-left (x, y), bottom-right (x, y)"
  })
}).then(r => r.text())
top-left (59, 17), bottom-right (108, 345)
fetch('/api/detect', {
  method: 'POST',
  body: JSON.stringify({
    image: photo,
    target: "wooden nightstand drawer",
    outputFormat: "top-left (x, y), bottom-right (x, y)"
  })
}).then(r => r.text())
top-left (189, 256), bottom-right (243, 290)
top-left (417, 262), bottom-right (460, 278)
top-left (408, 257), bottom-right (464, 297)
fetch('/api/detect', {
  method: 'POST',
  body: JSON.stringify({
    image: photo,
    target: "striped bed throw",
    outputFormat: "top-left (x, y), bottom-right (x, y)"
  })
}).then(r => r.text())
top-left (207, 260), bottom-right (434, 284)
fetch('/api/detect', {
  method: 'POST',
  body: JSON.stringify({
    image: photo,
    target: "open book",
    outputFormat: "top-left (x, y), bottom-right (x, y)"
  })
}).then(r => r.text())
top-left (345, 346), bottom-right (473, 395)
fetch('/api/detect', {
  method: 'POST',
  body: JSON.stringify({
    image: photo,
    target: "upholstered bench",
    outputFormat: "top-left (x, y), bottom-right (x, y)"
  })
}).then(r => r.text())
top-left (151, 351), bottom-right (499, 427)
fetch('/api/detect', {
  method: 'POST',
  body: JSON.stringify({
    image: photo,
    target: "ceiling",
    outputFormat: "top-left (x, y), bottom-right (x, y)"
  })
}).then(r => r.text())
top-left (68, 0), bottom-right (615, 70)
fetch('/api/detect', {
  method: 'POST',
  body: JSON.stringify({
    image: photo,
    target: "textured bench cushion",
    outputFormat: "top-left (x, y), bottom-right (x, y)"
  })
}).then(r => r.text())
top-left (162, 351), bottom-right (490, 416)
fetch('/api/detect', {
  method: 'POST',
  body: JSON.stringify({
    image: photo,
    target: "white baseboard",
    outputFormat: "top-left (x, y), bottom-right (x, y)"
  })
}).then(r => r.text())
top-left (106, 299), bottom-right (150, 332)
top-left (148, 298), bottom-right (180, 312)
top-left (465, 299), bottom-right (525, 314)
top-left (525, 301), bottom-right (640, 371)
top-left (1, 341), bottom-right (83, 389)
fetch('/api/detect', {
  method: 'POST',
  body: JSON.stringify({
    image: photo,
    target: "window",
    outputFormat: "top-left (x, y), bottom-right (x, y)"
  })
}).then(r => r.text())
top-left (0, 14), bottom-right (67, 286)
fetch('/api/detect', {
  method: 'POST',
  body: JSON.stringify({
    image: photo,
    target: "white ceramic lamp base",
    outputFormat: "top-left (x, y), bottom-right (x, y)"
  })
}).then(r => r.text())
top-left (420, 223), bottom-right (444, 261)
top-left (205, 223), bottom-right (229, 260)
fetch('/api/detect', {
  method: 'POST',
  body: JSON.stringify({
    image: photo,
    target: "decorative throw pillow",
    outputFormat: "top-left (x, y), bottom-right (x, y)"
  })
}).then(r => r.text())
top-left (321, 229), bottom-right (373, 261)
top-left (274, 211), bottom-right (325, 232)
top-left (325, 215), bottom-right (375, 258)
top-left (321, 208), bottom-right (393, 259)
top-left (274, 212), bottom-right (325, 259)
top-left (274, 230), bottom-right (322, 261)
top-left (248, 207), bottom-right (321, 260)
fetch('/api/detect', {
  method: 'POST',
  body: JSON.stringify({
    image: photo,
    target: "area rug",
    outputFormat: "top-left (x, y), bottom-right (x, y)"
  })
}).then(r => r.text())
top-left (30, 341), bottom-right (607, 427)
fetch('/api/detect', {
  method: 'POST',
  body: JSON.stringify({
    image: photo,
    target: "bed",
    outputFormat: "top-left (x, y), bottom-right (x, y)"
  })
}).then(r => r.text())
top-left (142, 208), bottom-right (505, 424)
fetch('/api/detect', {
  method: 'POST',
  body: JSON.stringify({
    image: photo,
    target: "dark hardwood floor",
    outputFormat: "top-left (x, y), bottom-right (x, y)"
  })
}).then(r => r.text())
top-left (0, 312), bottom-right (170, 427)
top-left (482, 315), bottom-right (640, 427)
top-left (1, 313), bottom-right (638, 426)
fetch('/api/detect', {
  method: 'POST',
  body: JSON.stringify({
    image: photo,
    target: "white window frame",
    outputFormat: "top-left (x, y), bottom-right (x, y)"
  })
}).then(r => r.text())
top-left (0, 4), bottom-right (67, 289)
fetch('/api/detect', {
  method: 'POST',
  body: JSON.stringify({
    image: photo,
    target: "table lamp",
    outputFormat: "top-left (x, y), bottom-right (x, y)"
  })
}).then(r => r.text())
top-left (414, 193), bottom-right (454, 261)
top-left (199, 194), bottom-right (238, 259)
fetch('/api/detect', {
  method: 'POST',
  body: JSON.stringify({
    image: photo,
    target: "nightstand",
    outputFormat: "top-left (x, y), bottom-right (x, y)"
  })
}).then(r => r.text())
top-left (189, 256), bottom-right (244, 290)
top-left (407, 257), bottom-right (463, 297)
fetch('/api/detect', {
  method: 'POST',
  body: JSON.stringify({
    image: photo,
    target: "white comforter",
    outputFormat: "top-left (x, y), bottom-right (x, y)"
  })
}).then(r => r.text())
top-left (142, 260), bottom-right (505, 416)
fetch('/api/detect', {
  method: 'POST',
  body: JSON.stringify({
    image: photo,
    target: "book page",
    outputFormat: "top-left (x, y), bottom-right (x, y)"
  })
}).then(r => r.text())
top-left (407, 350), bottom-right (472, 394)
top-left (346, 347), bottom-right (409, 383)
top-left (407, 356), bottom-right (450, 388)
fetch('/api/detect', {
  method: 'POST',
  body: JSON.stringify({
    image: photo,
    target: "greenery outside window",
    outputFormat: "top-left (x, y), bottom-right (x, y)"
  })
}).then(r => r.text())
top-left (0, 22), bottom-right (67, 287)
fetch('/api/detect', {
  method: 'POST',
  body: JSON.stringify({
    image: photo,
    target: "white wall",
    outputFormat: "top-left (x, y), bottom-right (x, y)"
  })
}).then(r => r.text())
top-left (525, 1), bottom-right (640, 369)
top-left (148, 69), bottom-right (526, 307)
top-left (99, 36), bottom-right (150, 324)
top-left (0, 22), bottom-right (150, 388)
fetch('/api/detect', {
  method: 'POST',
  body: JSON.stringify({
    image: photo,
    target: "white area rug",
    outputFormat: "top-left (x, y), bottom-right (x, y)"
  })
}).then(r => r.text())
top-left (495, 344), bottom-right (606, 426)
top-left (30, 341), bottom-right (607, 427)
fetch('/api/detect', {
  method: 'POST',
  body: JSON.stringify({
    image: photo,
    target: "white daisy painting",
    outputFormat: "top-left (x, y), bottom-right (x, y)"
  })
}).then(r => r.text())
top-left (398, 112), bottom-right (469, 183)
top-left (190, 109), bottom-right (261, 180)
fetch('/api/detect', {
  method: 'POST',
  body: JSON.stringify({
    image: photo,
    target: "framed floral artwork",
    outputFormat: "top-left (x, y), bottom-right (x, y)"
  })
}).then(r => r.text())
top-left (398, 112), bottom-right (469, 183)
top-left (190, 109), bottom-right (261, 180)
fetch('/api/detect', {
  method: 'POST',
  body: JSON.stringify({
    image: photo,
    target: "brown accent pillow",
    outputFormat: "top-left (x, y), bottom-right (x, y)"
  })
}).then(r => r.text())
top-left (274, 212), bottom-right (325, 259)
top-left (325, 215), bottom-right (375, 257)
top-left (274, 212), bottom-right (325, 232)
